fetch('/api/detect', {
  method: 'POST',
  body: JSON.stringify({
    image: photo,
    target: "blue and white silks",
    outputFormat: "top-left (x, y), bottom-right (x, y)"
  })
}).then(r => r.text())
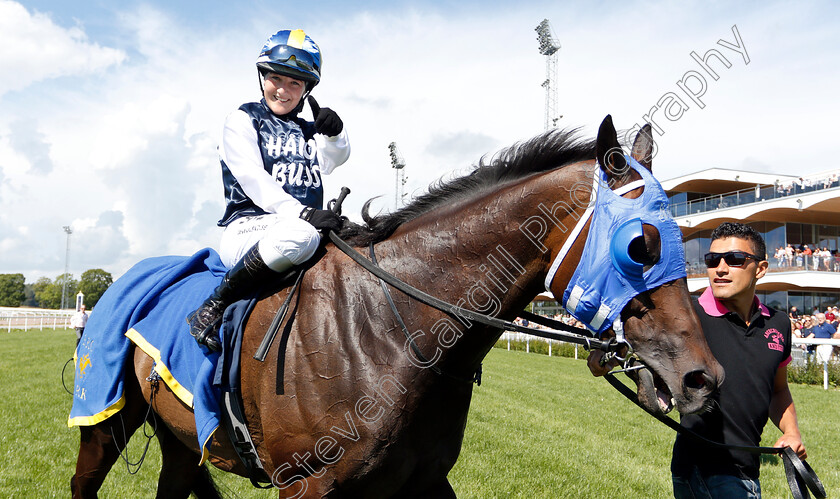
top-left (545, 156), bottom-right (686, 335)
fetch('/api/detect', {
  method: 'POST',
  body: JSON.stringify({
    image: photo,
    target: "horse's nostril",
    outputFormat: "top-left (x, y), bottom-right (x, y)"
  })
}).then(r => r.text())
top-left (684, 370), bottom-right (708, 391)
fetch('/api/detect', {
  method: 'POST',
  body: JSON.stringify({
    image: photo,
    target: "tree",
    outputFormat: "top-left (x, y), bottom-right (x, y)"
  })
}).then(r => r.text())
top-left (79, 269), bottom-right (113, 308)
top-left (0, 274), bottom-right (26, 306)
top-left (35, 274), bottom-right (78, 309)
top-left (29, 277), bottom-right (51, 308)
top-left (22, 284), bottom-right (38, 307)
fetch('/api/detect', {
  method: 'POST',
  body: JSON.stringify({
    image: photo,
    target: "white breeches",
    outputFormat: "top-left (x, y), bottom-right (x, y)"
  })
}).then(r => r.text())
top-left (219, 214), bottom-right (321, 271)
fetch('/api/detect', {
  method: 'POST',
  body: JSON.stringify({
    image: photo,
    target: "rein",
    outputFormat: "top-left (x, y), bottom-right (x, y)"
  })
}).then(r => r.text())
top-left (604, 371), bottom-right (826, 499)
top-left (328, 231), bottom-right (626, 356)
top-left (329, 229), bottom-right (824, 498)
top-left (257, 187), bottom-right (822, 497)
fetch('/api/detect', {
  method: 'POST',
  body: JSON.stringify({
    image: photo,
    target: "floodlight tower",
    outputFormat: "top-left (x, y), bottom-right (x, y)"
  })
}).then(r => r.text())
top-left (61, 225), bottom-right (72, 310)
top-left (388, 142), bottom-right (407, 209)
top-left (535, 19), bottom-right (562, 131)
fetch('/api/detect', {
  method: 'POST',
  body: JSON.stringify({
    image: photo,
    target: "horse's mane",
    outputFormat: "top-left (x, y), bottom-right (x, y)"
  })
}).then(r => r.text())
top-left (338, 128), bottom-right (596, 246)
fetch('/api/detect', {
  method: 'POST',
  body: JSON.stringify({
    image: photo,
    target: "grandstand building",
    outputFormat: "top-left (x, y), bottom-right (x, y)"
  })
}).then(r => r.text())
top-left (663, 168), bottom-right (840, 312)
top-left (529, 168), bottom-right (840, 317)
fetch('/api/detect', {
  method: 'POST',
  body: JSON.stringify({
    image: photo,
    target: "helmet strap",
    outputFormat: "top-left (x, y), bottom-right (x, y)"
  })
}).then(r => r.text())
top-left (292, 89), bottom-right (310, 115)
top-left (257, 68), bottom-right (266, 93)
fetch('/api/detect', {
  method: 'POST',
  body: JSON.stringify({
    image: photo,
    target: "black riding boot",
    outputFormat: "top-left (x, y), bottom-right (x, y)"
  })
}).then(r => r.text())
top-left (188, 244), bottom-right (275, 351)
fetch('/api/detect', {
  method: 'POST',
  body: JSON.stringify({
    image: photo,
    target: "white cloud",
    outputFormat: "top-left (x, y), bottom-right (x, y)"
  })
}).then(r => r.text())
top-left (0, 0), bottom-right (126, 96)
top-left (1, 1), bottom-right (839, 283)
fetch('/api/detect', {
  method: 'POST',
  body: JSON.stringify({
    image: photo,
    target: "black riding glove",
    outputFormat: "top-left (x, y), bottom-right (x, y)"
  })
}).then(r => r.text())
top-left (308, 96), bottom-right (343, 137)
top-left (301, 207), bottom-right (343, 232)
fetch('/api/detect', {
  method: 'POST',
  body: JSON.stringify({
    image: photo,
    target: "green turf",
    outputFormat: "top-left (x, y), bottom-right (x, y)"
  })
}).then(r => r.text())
top-left (0, 329), bottom-right (836, 497)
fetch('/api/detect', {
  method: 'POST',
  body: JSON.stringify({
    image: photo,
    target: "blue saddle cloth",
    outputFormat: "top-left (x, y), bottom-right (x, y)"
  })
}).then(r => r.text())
top-left (68, 248), bottom-right (252, 464)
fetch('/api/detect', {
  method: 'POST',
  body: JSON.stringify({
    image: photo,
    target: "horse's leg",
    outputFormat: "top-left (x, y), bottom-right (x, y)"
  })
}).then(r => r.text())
top-left (70, 360), bottom-right (148, 498)
top-left (153, 420), bottom-right (222, 499)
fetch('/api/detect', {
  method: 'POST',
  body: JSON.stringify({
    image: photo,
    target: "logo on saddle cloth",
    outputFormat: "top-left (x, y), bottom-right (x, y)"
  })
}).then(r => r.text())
top-left (78, 354), bottom-right (92, 377)
top-left (555, 156), bottom-right (686, 335)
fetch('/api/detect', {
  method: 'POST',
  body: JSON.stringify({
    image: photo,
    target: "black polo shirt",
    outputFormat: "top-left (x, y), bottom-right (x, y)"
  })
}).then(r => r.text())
top-left (671, 288), bottom-right (791, 480)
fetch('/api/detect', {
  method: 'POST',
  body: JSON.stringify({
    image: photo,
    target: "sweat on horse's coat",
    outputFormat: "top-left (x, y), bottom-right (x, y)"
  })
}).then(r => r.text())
top-left (71, 118), bottom-right (723, 498)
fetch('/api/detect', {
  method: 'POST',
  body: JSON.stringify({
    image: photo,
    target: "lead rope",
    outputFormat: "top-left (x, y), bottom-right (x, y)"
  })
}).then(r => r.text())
top-left (603, 373), bottom-right (825, 499)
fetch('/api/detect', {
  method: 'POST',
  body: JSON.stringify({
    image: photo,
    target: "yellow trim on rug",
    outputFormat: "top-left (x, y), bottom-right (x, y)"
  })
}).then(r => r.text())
top-left (67, 393), bottom-right (126, 427)
top-left (126, 328), bottom-right (195, 408)
top-left (199, 426), bottom-right (218, 465)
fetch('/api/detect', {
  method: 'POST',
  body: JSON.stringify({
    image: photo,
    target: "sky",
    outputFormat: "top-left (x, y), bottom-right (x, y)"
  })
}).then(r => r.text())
top-left (1, 0), bottom-right (838, 282)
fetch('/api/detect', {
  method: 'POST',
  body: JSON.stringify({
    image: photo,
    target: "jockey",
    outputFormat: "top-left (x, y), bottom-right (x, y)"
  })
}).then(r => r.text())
top-left (188, 29), bottom-right (351, 351)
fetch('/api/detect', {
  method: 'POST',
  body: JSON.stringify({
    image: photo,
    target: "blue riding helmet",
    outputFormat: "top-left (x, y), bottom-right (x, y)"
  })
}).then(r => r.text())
top-left (256, 29), bottom-right (322, 87)
top-left (557, 156), bottom-right (687, 335)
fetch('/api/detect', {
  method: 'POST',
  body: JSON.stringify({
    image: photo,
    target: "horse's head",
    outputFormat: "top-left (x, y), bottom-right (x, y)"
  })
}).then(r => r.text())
top-left (546, 116), bottom-right (723, 416)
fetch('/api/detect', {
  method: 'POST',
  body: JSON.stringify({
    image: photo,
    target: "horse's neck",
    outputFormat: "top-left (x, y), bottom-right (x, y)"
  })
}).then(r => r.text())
top-left (371, 166), bottom-right (586, 369)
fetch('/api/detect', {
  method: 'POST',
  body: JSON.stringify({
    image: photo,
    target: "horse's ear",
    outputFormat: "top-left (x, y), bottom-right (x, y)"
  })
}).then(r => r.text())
top-left (596, 115), bottom-right (628, 181)
top-left (631, 124), bottom-right (654, 172)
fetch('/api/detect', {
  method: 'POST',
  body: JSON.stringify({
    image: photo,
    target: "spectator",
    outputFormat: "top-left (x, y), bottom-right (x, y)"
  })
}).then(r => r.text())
top-left (789, 306), bottom-right (801, 319)
top-left (774, 246), bottom-right (786, 268)
top-left (792, 319), bottom-right (808, 352)
top-left (801, 317), bottom-right (815, 355)
top-left (802, 245), bottom-right (812, 269)
top-left (811, 313), bottom-right (835, 363)
top-left (70, 305), bottom-right (89, 347)
top-left (821, 247), bottom-right (832, 271)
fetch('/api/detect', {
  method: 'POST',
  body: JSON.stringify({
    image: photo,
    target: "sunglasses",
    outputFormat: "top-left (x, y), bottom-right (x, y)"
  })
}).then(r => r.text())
top-left (704, 251), bottom-right (764, 268)
top-left (260, 44), bottom-right (321, 74)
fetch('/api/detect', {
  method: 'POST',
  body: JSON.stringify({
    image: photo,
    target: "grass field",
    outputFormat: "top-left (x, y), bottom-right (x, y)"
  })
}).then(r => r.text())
top-left (1, 329), bottom-right (837, 498)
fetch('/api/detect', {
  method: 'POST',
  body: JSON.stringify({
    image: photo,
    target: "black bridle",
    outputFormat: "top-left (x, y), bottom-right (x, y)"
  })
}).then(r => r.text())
top-left (328, 231), bottom-right (630, 373)
top-left (254, 188), bottom-right (824, 498)
top-left (333, 230), bottom-right (825, 499)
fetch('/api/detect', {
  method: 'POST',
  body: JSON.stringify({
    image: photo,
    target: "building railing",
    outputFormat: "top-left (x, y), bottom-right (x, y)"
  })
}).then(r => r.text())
top-left (0, 308), bottom-right (74, 332)
top-left (669, 172), bottom-right (840, 218)
top-left (686, 254), bottom-right (840, 278)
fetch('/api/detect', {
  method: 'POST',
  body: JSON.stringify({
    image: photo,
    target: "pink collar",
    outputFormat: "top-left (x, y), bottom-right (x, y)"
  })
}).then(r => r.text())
top-left (698, 287), bottom-right (770, 317)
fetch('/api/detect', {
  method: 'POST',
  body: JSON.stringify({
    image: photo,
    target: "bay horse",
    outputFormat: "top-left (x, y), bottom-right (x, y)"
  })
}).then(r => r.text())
top-left (72, 116), bottom-right (723, 498)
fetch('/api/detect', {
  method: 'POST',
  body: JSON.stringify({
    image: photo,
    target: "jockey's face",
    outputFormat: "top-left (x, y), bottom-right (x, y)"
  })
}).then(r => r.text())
top-left (263, 72), bottom-right (305, 116)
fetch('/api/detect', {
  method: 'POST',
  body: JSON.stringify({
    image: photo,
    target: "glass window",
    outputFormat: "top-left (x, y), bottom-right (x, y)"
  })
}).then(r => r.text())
top-left (817, 293), bottom-right (836, 313)
top-left (684, 231), bottom-right (712, 275)
top-left (764, 223), bottom-right (785, 259)
top-left (762, 291), bottom-right (787, 312)
top-left (787, 223), bottom-right (802, 246)
top-left (788, 293), bottom-right (804, 315)
top-left (818, 225), bottom-right (839, 251)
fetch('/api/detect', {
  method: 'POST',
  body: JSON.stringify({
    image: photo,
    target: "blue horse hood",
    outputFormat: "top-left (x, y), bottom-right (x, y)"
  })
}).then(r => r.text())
top-left (553, 157), bottom-right (686, 335)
